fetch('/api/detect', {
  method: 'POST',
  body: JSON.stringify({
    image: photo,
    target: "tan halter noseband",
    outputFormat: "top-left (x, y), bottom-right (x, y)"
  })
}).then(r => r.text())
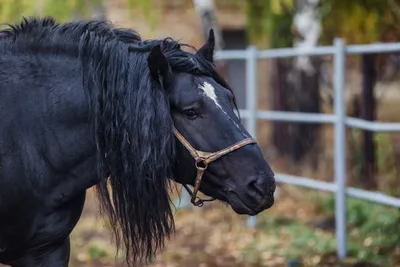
top-left (173, 127), bottom-right (257, 207)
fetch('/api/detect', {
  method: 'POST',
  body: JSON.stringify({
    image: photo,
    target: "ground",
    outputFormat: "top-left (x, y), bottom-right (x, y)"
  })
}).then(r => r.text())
top-left (65, 185), bottom-right (399, 267)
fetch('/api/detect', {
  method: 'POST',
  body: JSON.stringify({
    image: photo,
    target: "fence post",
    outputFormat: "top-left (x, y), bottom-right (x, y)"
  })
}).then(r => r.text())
top-left (333, 38), bottom-right (347, 260)
top-left (245, 45), bottom-right (258, 228)
top-left (174, 186), bottom-right (191, 209)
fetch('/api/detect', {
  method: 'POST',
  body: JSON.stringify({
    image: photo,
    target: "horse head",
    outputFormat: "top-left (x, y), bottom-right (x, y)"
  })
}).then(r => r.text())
top-left (146, 30), bottom-right (276, 216)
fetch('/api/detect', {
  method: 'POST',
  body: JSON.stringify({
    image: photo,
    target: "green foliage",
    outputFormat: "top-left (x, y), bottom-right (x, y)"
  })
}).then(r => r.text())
top-left (0, 0), bottom-right (162, 26)
top-left (316, 193), bottom-right (400, 248)
top-left (2, 0), bottom-right (399, 47)
top-left (284, 190), bottom-right (400, 265)
top-left (320, 0), bottom-right (400, 44)
top-left (244, 0), bottom-right (400, 47)
top-left (0, 0), bottom-right (36, 23)
top-left (42, 0), bottom-right (91, 22)
top-left (87, 245), bottom-right (109, 260)
top-left (125, 0), bottom-right (161, 29)
top-left (242, 213), bottom-right (336, 264)
top-left (0, 0), bottom-right (95, 24)
top-left (245, 0), bottom-right (294, 48)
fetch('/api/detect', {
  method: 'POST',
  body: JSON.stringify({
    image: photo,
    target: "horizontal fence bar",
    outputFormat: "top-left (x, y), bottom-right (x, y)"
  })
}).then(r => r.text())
top-left (215, 50), bottom-right (248, 60)
top-left (238, 109), bottom-right (337, 123)
top-left (237, 109), bottom-right (249, 118)
top-left (275, 173), bottom-right (337, 192)
top-left (215, 46), bottom-right (336, 60)
top-left (257, 46), bottom-right (336, 59)
top-left (215, 42), bottom-right (400, 61)
top-left (238, 110), bottom-right (400, 130)
top-left (346, 187), bottom-right (400, 208)
top-left (346, 42), bottom-right (400, 54)
top-left (345, 117), bottom-right (400, 132)
top-left (257, 111), bottom-right (336, 123)
top-left (275, 173), bottom-right (400, 208)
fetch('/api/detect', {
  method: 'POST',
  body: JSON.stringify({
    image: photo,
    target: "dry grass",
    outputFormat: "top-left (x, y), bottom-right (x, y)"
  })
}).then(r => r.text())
top-left (70, 187), bottom-right (315, 267)
top-left (66, 184), bottom-right (400, 267)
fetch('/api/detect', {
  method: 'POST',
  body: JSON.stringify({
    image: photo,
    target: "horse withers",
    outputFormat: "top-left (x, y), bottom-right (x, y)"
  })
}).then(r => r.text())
top-left (0, 17), bottom-right (276, 267)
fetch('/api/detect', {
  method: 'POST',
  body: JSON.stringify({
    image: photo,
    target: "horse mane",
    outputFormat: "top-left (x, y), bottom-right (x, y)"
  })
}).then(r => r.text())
top-left (0, 17), bottom-right (236, 266)
top-left (0, 17), bottom-right (142, 55)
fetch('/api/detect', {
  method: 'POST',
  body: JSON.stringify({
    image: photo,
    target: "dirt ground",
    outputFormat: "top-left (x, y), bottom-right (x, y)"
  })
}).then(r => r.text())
top-left (64, 185), bottom-right (400, 267)
top-left (69, 187), bottom-right (320, 267)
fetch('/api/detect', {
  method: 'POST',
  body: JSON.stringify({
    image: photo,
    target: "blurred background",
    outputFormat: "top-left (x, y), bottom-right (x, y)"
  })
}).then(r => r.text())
top-left (1, 0), bottom-right (400, 266)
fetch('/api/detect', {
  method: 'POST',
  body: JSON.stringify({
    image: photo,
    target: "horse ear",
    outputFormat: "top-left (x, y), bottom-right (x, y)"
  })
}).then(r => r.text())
top-left (196, 29), bottom-right (215, 62)
top-left (147, 45), bottom-right (172, 89)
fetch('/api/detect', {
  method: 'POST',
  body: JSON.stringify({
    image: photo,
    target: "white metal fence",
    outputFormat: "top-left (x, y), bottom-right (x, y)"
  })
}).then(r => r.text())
top-left (175, 38), bottom-right (400, 260)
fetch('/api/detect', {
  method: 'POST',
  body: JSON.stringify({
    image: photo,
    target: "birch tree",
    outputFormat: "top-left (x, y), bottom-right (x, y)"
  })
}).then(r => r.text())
top-left (286, 0), bottom-right (322, 165)
top-left (293, 0), bottom-right (321, 75)
top-left (192, 0), bottom-right (223, 51)
top-left (192, 0), bottom-right (229, 81)
top-left (91, 0), bottom-right (107, 20)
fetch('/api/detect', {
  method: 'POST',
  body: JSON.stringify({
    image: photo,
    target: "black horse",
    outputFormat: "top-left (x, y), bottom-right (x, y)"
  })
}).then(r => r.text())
top-left (0, 17), bottom-right (276, 267)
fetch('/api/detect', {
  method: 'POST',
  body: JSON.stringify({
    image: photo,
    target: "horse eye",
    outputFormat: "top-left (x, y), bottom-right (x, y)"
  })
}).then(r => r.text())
top-left (183, 109), bottom-right (198, 119)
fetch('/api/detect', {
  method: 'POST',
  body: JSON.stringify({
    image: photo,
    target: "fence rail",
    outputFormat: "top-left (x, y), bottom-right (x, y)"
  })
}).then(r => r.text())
top-left (275, 173), bottom-right (400, 208)
top-left (176, 39), bottom-right (400, 261)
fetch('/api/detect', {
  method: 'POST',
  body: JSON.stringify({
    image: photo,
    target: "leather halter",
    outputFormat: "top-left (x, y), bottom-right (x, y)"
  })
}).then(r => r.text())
top-left (173, 127), bottom-right (257, 207)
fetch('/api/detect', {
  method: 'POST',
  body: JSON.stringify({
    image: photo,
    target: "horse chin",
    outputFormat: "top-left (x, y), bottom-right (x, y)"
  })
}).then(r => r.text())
top-left (225, 191), bottom-right (274, 216)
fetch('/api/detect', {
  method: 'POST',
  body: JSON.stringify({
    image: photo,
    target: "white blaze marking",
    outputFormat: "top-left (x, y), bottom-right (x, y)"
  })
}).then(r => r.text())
top-left (199, 82), bottom-right (222, 109)
top-left (198, 82), bottom-right (249, 137)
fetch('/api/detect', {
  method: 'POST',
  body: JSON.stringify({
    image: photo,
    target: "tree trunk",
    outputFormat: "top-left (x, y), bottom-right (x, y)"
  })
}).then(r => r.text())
top-left (285, 0), bottom-right (321, 166)
top-left (360, 54), bottom-right (377, 189)
top-left (192, 0), bottom-right (223, 51)
top-left (271, 58), bottom-right (290, 155)
top-left (192, 0), bottom-right (227, 76)
top-left (91, 0), bottom-right (107, 20)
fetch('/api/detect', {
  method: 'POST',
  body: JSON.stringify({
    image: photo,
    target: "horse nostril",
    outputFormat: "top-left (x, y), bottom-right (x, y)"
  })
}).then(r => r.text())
top-left (249, 178), bottom-right (265, 195)
top-left (249, 174), bottom-right (276, 196)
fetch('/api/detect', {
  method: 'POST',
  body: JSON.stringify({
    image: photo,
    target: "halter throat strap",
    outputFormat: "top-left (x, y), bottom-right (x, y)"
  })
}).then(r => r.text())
top-left (173, 127), bottom-right (256, 207)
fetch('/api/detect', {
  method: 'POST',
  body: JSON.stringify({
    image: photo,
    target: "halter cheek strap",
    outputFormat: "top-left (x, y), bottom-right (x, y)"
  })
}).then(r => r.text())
top-left (173, 127), bottom-right (257, 207)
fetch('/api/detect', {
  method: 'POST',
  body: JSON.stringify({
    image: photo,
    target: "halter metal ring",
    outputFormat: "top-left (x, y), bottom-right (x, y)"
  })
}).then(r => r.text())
top-left (195, 159), bottom-right (207, 170)
top-left (193, 197), bottom-right (205, 207)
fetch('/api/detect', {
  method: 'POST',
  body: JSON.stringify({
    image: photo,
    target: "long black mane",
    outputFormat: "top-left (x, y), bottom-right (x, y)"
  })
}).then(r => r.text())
top-left (0, 17), bottom-right (234, 265)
